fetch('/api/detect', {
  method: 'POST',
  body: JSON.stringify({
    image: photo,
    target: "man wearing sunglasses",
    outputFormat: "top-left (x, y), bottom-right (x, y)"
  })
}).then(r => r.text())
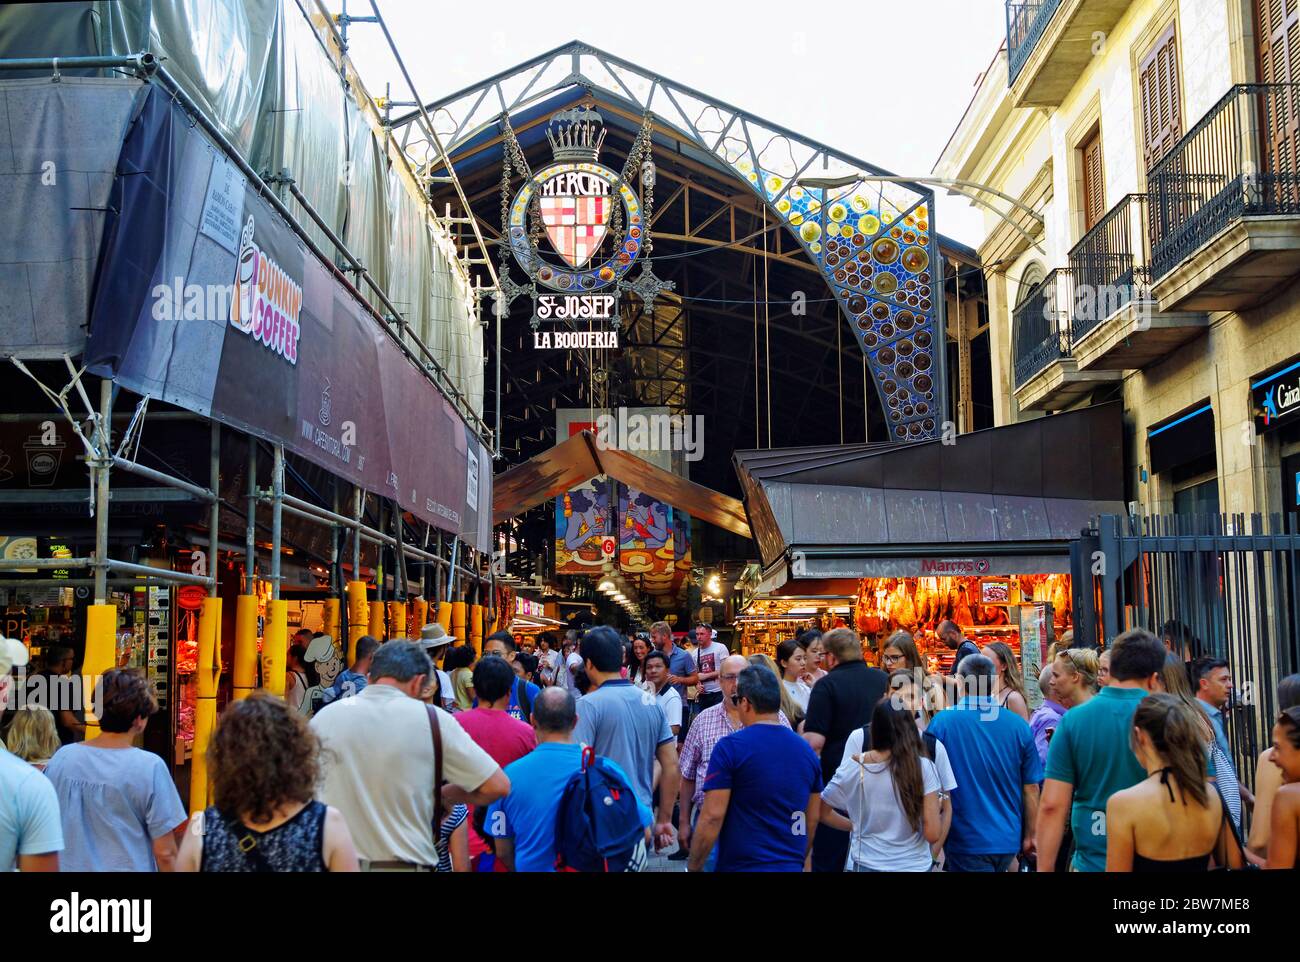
top-left (675, 655), bottom-right (792, 865)
top-left (687, 666), bottom-right (822, 872)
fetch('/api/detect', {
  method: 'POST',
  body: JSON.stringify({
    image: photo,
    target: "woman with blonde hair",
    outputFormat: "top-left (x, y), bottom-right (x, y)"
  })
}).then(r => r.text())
top-left (4, 704), bottom-right (61, 771)
top-left (981, 641), bottom-right (1029, 721)
top-left (1050, 647), bottom-right (1099, 709)
top-left (1106, 693), bottom-right (1240, 871)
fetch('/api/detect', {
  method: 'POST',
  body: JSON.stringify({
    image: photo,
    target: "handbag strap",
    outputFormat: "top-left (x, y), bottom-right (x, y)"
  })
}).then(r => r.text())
top-left (427, 705), bottom-right (444, 830)
top-left (222, 811), bottom-right (274, 873)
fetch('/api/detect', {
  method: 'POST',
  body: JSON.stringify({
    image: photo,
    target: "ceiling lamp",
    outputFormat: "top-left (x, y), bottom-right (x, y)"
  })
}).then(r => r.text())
top-left (597, 578), bottom-right (616, 593)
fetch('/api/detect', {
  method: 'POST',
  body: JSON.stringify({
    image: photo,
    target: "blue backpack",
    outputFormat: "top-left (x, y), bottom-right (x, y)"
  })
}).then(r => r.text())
top-left (554, 746), bottom-right (647, 872)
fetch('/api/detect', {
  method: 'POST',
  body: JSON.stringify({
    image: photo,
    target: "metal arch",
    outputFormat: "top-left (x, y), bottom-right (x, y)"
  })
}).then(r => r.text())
top-left (395, 41), bottom-right (948, 442)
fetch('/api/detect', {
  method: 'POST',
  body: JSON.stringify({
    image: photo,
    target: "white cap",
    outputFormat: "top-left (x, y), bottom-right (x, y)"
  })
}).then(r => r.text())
top-left (0, 636), bottom-right (30, 675)
top-left (304, 634), bottom-right (336, 663)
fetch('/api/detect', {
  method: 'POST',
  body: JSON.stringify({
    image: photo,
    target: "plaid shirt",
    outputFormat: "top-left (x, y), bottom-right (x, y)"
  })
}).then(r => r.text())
top-left (679, 702), bottom-right (791, 807)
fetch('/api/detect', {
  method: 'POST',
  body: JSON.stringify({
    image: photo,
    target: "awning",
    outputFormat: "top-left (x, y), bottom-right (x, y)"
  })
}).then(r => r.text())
top-left (493, 430), bottom-right (751, 538)
top-left (1148, 401), bottom-right (1215, 474)
top-left (734, 402), bottom-right (1125, 585)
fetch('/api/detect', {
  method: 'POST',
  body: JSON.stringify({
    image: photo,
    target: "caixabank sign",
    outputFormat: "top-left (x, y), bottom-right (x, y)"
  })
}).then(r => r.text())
top-left (1252, 355), bottom-right (1300, 436)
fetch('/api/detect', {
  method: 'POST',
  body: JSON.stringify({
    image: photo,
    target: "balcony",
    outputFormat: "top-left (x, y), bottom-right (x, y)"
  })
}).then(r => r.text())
top-left (1149, 84), bottom-right (1300, 312)
top-left (1068, 194), bottom-right (1208, 371)
top-left (1006, 0), bottom-right (1135, 107)
top-left (1013, 268), bottom-right (1120, 411)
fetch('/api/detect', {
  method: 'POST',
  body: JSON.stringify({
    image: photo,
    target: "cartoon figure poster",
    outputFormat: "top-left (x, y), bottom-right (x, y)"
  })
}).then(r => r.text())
top-left (555, 478), bottom-right (613, 574)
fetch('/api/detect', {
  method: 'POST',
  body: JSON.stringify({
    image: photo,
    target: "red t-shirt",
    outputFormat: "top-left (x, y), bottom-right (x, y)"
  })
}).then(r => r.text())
top-left (455, 708), bottom-right (537, 859)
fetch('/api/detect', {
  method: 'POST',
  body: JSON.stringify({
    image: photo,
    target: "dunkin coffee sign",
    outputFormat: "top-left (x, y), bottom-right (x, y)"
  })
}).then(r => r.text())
top-left (231, 215), bottom-right (302, 364)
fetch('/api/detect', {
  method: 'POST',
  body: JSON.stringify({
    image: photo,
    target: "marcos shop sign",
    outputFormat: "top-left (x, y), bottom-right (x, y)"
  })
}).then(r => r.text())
top-left (85, 86), bottom-right (491, 551)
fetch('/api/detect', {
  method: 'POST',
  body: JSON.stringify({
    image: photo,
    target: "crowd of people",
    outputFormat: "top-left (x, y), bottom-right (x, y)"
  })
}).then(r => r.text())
top-left (1, 617), bottom-right (1299, 873)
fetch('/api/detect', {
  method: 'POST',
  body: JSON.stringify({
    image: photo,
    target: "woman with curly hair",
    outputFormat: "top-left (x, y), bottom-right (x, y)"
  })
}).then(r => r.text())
top-left (177, 693), bottom-right (358, 872)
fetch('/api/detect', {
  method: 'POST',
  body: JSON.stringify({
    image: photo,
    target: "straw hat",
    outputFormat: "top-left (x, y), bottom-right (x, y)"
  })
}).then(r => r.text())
top-left (418, 623), bottom-right (456, 650)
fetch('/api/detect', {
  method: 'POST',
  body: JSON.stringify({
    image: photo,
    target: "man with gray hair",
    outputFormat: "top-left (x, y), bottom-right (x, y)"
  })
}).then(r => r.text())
top-left (925, 654), bottom-right (1041, 872)
top-left (688, 666), bottom-right (822, 872)
top-left (1028, 663), bottom-right (1065, 766)
top-left (487, 687), bottom-right (651, 872)
top-left (311, 640), bottom-right (509, 871)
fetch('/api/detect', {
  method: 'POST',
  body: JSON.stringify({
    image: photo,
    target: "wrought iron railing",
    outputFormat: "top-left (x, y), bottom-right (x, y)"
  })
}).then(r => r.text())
top-left (1006, 0), bottom-right (1062, 85)
top-left (1149, 84), bottom-right (1300, 279)
top-left (1013, 267), bottom-right (1072, 388)
top-left (1068, 194), bottom-right (1151, 344)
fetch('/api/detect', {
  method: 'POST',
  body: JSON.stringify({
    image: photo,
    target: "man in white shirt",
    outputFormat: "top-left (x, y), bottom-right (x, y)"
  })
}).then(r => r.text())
top-left (536, 633), bottom-right (560, 686)
top-left (691, 624), bottom-right (731, 714)
top-left (643, 650), bottom-right (683, 736)
top-left (555, 631), bottom-right (584, 693)
top-left (311, 640), bottom-right (509, 870)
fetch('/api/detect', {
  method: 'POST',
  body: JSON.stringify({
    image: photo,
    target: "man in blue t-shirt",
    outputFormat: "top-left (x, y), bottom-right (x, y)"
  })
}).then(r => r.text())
top-left (926, 653), bottom-right (1042, 872)
top-left (689, 666), bottom-right (822, 872)
top-left (482, 633), bottom-right (541, 723)
top-left (488, 687), bottom-right (651, 872)
top-left (0, 637), bottom-right (63, 871)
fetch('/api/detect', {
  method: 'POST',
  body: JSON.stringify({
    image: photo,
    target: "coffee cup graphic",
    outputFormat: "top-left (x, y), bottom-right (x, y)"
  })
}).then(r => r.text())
top-left (25, 435), bottom-right (64, 487)
top-left (232, 215), bottom-right (257, 332)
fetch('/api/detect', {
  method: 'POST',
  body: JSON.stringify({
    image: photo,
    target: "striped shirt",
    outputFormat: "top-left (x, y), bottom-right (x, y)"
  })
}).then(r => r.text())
top-left (436, 804), bottom-right (469, 872)
top-left (678, 702), bottom-right (790, 807)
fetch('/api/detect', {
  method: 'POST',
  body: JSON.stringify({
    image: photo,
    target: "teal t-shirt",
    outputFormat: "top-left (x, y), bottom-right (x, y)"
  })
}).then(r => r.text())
top-left (1043, 685), bottom-right (1148, 871)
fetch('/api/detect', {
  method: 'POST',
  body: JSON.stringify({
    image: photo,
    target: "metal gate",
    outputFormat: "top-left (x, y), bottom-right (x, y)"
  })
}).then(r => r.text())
top-left (1071, 513), bottom-right (1300, 789)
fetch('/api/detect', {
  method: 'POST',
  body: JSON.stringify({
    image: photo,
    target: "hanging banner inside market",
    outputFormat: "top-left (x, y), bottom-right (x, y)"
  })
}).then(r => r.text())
top-left (84, 85), bottom-right (492, 551)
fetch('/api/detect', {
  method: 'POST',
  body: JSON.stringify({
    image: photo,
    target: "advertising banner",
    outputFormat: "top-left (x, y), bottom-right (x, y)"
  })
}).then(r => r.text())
top-left (85, 86), bottom-right (490, 551)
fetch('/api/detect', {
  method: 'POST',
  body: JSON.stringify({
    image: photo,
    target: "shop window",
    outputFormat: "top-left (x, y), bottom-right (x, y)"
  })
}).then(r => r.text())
top-left (1139, 23), bottom-right (1183, 171)
top-left (1173, 477), bottom-right (1221, 517)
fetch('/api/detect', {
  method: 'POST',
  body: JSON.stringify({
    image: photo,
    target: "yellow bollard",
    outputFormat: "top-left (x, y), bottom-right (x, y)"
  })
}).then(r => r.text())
top-left (436, 601), bottom-right (453, 631)
top-left (345, 581), bottom-right (368, 662)
top-left (388, 601), bottom-right (407, 640)
top-left (189, 596), bottom-right (222, 813)
top-left (368, 601), bottom-right (386, 641)
top-left (322, 598), bottom-right (340, 650)
top-left (82, 604), bottom-right (118, 738)
top-left (263, 600), bottom-right (288, 697)
top-left (411, 599), bottom-right (428, 635)
top-left (471, 604), bottom-right (485, 652)
top-left (233, 594), bottom-right (258, 701)
top-left (452, 602), bottom-right (468, 652)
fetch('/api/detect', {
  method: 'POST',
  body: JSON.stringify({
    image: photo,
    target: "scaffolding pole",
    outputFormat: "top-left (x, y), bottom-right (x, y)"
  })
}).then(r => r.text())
top-left (208, 422), bottom-right (220, 598)
top-left (245, 442), bottom-right (257, 586)
top-left (93, 379), bottom-right (112, 605)
top-left (271, 444), bottom-right (284, 601)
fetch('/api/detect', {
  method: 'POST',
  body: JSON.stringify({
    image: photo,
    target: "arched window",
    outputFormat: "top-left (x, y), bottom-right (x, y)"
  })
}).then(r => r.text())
top-left (1015, 262), bottom-right (1046, 308)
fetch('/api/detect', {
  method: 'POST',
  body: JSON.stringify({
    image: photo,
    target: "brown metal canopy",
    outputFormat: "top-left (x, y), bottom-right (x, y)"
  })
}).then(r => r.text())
top-left (493, 430), bottom-right (752, 538)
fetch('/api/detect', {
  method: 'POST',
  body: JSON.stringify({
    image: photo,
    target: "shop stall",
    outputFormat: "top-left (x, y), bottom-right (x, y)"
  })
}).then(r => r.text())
top-left (733, 404), bottom-right (1126, 685)
top-left (735, 596), bottom-right (852, 658)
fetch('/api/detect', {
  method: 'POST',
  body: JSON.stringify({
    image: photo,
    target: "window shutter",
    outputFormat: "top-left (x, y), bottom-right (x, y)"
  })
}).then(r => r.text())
top-left (1140, 25), bottom-right (1182, 170)
top-left (1257, 0), bottom-right (1300, 178)
top-left (1082, 131), bottom-right (1105, 231)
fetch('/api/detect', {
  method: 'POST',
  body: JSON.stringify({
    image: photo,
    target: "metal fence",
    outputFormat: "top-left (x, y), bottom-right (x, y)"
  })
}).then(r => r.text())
top-left (1148, 84), bottom-right (1300, 280)
top-left (1012, 267), bottom-right (1071, 388)
top-left (1068, 193), bottom-right (1150, 345)
top-left (1072, 512), bottom-right (1300, 791)
top-left (1006, 0), bottom-right (1061, 85)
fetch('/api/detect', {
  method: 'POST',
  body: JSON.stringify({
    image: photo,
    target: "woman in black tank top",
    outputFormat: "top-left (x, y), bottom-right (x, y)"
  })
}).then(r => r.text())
top-left (1105, 694), bottom-right (1241, 872)
top-left (1266, 707), bottom-right (1300, 870)
top-left (174, 694), bottom-right (359, 872)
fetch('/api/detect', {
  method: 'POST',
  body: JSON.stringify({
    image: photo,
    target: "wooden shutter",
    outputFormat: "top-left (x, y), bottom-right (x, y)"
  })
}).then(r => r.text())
top-left (1082, 130), bottom-right (1105, 232)
top-left (1140, 25), bottom-right (1183, 170)
top-left (1257, 0), bottom-right (1300, 178)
